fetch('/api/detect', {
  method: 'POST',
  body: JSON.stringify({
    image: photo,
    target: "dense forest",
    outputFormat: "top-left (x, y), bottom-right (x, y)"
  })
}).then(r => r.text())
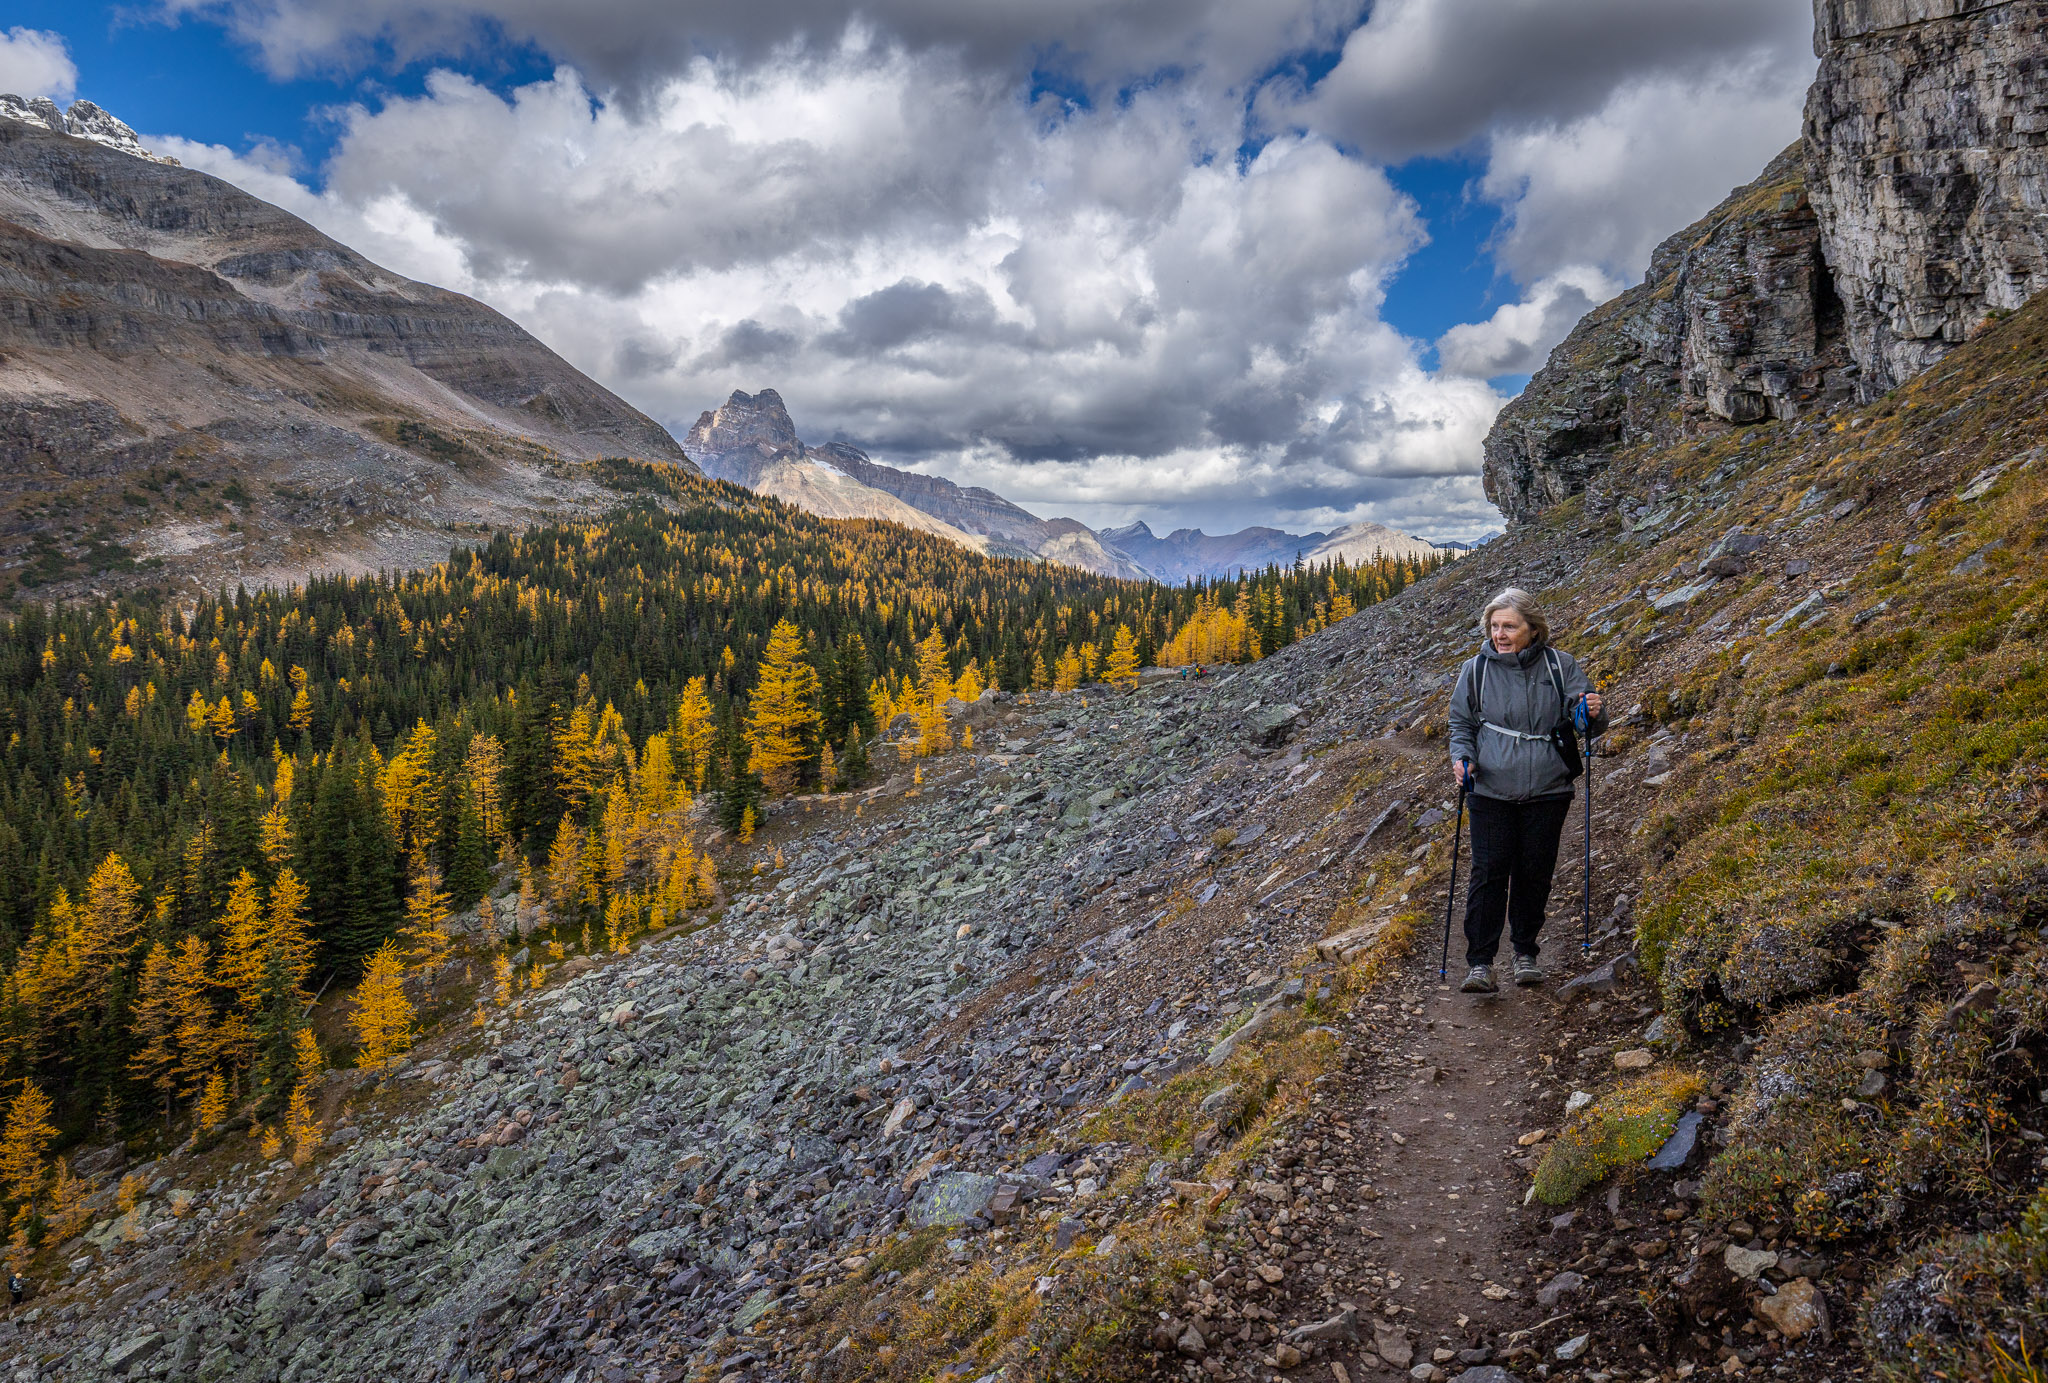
top-left (0, 461), bottom-right (1443, 1157)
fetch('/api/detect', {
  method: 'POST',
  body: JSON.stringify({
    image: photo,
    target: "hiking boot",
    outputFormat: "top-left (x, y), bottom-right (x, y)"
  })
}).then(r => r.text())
top-left (1514, 953), bottom-right (1545, 986)
top-left (1460, 965), bottom-right (1497, 994)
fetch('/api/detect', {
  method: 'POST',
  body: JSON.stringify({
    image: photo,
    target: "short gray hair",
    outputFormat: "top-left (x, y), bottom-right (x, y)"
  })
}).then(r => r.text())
top-left (1481, 587), bottom-right (1549, 646)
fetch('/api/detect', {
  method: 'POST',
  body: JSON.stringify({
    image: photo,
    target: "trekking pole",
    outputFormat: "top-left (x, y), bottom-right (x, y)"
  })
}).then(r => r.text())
top-left (1439, 762), bottom-right (1472, 982)
top-left (1574, 696), bottom-right (1595, 954)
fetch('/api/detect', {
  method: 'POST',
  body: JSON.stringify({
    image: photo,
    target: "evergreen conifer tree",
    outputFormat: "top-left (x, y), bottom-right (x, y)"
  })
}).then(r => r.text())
top-left (447, 795), bottom-right (491, 910)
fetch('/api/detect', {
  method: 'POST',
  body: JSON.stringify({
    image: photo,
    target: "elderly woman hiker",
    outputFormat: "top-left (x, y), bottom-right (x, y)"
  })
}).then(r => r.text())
top-left (1446, 587), bottom-right (1606, 995)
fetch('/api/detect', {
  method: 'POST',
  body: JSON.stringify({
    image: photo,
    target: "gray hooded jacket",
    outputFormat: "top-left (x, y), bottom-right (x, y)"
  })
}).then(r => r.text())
top-left (1447, 640), bottom-right (1606, 802)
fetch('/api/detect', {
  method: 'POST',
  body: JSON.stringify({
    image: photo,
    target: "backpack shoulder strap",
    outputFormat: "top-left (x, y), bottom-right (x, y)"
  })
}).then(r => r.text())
top-left (1467, 653), bottom-right (1486, 720)
top-left (1545, 648), bottom-right (1571, 720)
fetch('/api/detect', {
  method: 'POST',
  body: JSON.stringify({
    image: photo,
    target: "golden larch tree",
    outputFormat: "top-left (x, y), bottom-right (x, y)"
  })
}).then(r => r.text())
top-left (463, 732), bottom-right (507, 849)
top-left (0, 1081), bottom-right (56, 1203)
top-left (401, 865), bottom-right (452, 963)
top-left (293, 1028), bottom-right (323, 1092)
top-left (267, 867), bottom-right (315, 995)
top-left (81, 853), bottom-right (144, 979)
top-left (349, 940), bottom-right (414, 1072)
top-left (672, 677), bottom-right (716, 792)
top-left (1054, 647), bottom-right (1084, 691)
top-left (126, 942), bottom-right (183, 1115)
top-left (169, 934), bottom-right (218, 1099)
top-left (287, 666), bottom-right (314, 732)
top-left (285, 1084), bottom-right (320, 1165)
top-left (912, 630), bottom-right (953, 755)
top-left (214, 870), bottom-right (272, 1013)
top-left (47, 1157), bottom-right (90, 1242)
top-left (379, 722), bottom-right (441, 876)
top-left (954, 661), bottom-right (985, 702)
top-left (1105, 625), bottom-right (1141, 686)
top-left (546, 814), bottom-right (584, 919)
top-left (196, 1072), bottom-right (229, 1132)
top-left (745, 620), bottom-right (823, 794)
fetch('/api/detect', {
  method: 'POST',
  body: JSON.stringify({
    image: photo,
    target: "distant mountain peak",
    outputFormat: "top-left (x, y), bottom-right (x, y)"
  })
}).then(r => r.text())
top-left (685, 389), bottom-right (804, 483)
top-left (0, 95), bottom-right (178, 166)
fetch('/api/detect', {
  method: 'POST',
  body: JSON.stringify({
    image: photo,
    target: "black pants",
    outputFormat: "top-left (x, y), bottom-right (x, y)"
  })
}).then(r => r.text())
top-left (1463, 793), bottom-right (1574, 967)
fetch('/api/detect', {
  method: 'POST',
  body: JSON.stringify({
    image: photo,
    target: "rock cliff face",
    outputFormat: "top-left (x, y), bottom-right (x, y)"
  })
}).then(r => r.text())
top-left (1484, 0), bottom-right (2048, 523)
top-left (0, 116), bottom-right (691, 595)
top-left (1482, 148), bottom-right (1853, 524)
top-left (1805, 0), bottom-right (2048, 395)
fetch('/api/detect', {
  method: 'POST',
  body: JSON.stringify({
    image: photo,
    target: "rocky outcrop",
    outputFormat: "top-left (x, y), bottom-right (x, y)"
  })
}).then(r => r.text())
top-left (1805, 0), bottom-right (2048, 395)
top-left (682, 387), bottom-right (806, 489)
top-left (1482, 147), bottom-right (1856, 524)
top-left (0, 116), bottom-right (692, 596)
top-left (1486, 0), bottom-right (2048, 523)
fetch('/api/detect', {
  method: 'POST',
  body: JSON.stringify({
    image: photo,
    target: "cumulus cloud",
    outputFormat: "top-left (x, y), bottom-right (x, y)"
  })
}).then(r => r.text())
top-left (146, 0), bottom-right (1820, 539)
top-left (1416, 51), bottom-right (1812, 383)
top-left (314, 51), bottom-right (1016, 293)
top-left (167, 39), bottom-right (1523, 536)
top-left (0, 27), bottom-right (78, 101)
top-left (1435, 268), bottom-right (1616, 379)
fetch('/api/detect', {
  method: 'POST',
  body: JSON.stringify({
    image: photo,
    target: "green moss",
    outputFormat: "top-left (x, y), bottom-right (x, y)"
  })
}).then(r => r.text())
top-left (1532, 1068), bottom-right (1704, 1205)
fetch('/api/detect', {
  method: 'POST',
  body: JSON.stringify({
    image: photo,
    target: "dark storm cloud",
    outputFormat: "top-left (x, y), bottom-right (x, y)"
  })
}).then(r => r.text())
top-left (715, 320), bottom-right (801, 365)
top-left (823, 279), bottom-right (1008, 354)
top-left (159, 0), bottom-right (1364, 96)
top-left (1285, 0), bottom-right (1814, 161)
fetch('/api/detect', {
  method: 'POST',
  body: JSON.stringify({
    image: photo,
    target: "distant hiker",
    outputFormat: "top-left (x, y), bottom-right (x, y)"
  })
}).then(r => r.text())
top-left (1446, 587), bottom-right (1606, 994)
top-left (8, 1273), bottom-right (21, 1306)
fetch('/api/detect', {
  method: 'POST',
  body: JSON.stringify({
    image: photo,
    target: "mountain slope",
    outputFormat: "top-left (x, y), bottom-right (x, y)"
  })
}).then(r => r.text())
top-left (683, 389), bottom-right (1156, 577)
top-left (0, 111), bottom-right (694, 598)
top-left (805, 441), bottom-right (1153, 580)
top-left (19, 8), bottom-right (2048, 1382)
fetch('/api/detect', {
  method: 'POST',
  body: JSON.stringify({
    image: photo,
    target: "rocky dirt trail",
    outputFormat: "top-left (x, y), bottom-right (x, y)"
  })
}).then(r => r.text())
top-left (1211, 788), bottom-right (1671, 1383)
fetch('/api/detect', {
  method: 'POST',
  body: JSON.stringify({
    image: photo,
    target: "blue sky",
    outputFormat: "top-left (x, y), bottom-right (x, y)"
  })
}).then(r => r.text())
top-left (3, 2), bottom-right (1815, 540)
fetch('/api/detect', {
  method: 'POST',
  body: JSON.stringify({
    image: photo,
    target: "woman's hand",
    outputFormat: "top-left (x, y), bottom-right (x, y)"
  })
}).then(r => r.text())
top-left (1584, 692), bottom-right (1605, 719)
top-left (1453, 760), bottom-right (1472, 790)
